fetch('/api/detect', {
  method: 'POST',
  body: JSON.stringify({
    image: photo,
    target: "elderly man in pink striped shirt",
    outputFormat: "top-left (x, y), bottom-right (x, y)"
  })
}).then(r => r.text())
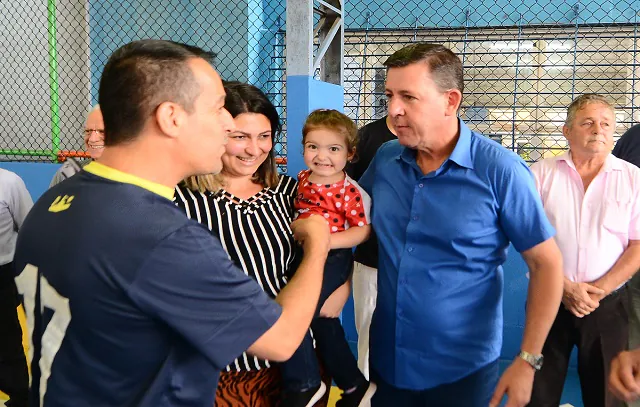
top-left (529, 94), bottom-right (640, 407)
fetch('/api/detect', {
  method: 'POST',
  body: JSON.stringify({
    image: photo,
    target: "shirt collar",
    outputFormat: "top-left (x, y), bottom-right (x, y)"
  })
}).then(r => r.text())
top-left (397, 118), bottom-right (474, 170)
top-left (84, 162), bottom-right (175, 200)
top-left (448, 119), bottom-right (474, 169)
top-left (558, 150), bottom-right (622, 173)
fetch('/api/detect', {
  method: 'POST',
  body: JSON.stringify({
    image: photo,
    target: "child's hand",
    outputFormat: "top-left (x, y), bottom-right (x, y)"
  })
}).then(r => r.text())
top-left (319, 280), bottom-right (351, 318)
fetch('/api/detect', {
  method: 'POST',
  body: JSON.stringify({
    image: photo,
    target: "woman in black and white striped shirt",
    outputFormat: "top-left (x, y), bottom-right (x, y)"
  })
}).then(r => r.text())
top-left (174, 82), bottom-right (328, 407)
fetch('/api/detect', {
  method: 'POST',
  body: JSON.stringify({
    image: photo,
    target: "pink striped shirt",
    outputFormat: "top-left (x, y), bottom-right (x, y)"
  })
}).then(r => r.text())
top-left (531, 152), bottom-right (640, 283)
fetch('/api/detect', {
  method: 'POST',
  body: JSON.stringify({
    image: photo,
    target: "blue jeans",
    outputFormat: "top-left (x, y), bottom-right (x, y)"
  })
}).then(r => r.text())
top-left (281, 249), bottom-right (366, 391)
top-left (371, 359), bottom-right (499, 407)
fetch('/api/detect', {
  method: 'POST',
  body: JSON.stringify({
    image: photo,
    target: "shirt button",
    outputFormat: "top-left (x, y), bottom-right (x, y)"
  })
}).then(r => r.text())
top-left (412, 215), bottom-right (419, 221)
top-left (418, 183), bottom-right (424, 188)
top-left (407, 247), bottom-right (414, 253)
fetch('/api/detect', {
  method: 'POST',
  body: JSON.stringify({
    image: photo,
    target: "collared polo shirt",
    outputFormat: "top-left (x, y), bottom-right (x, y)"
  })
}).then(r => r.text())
top-left (531, 152), bottom-right (640, 283)
top-left (359, 119), bottom-right (555, 390)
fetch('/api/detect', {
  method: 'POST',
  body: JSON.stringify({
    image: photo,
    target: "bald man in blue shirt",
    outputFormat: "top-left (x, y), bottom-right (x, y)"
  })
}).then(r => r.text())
top-left (359, 43), bottom-right (564, 407)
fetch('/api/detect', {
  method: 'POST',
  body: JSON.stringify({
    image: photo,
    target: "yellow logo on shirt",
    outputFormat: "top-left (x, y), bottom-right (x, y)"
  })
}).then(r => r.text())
top-left (49, 195), bottom-right (74, 213)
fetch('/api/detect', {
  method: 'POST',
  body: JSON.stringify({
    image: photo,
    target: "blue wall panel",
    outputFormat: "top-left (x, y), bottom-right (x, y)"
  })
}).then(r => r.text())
top-left (89, 0), bottom-right (254, 100)
top-left (89, 0), bottom-right (195, 103)
top-left (286, 75), bottom-right (345, 177)
top-left (0, 163), bottom-right (60, 201)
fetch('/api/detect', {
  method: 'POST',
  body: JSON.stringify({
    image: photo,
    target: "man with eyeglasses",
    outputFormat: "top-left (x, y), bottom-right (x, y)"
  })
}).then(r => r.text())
top-left (50, 105), bottom-right (104, 187)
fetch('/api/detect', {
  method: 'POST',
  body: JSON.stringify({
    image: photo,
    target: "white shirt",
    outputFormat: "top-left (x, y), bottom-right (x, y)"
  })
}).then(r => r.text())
top-left (0, 168), bottom-right (33, 265)
top-left (531, 152), bottom-right (640, 283)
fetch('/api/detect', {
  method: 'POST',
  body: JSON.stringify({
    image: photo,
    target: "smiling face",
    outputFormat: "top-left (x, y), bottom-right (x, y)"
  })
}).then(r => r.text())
top-left (563, 102), bottom-right (615, 158)
top-left (221, 112), bottom-right (273, 179)
top-left (84, 107), bottom-right (105, 159)
top-left (303, 127), bottom-right (351, 183)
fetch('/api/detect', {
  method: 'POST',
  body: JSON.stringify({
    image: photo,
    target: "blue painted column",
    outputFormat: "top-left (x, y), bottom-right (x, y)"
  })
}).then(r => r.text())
top-left (286, 0), bottom-right (344, 177)
top-left (286, 76), bottom-right (344, 177)
top-left (285, 0), bottom-right (350, 350)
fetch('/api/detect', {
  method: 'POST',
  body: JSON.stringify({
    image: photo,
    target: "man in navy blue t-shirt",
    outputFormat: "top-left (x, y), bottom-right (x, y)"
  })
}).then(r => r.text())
top-left (13, 40), bottom-right (330, 407)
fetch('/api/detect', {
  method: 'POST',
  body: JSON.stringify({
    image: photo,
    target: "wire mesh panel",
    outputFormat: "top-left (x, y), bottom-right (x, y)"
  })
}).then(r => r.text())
top-left (2, 1), bottom-right (639, 166)
top-left (0, 0), bottom-right (89, 162)
top-left (0, 0), bottom-right (287, 166)
top-left (343, 2), bottom-right (640, 163)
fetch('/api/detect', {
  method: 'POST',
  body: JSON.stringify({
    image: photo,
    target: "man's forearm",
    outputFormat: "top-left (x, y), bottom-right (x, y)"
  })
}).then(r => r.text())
top-left (520, 240), bottom-right (564, 355)
top-left (593, 242), bottom-right (640, 295)
top-left (273, 243), bottom-right (327, 345)
top-left (247, 218), bottom-right (330, 361)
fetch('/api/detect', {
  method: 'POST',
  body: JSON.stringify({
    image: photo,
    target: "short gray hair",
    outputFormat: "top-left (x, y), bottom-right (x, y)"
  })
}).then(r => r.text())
top-left (566, 94), bottom-right (615, 127)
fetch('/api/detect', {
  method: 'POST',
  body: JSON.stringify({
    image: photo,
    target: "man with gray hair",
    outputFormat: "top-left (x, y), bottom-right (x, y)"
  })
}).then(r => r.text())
top-left (530, 94), bottom-right (640, 407)
top-left (50, 105), bottom-right (104, 186)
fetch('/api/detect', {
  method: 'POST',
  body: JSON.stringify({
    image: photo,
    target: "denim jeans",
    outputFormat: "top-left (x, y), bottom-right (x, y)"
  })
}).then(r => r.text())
top-left (371, 359), bottom-right (499, 407)
top-left (281, 249), bottom-right (366, 391)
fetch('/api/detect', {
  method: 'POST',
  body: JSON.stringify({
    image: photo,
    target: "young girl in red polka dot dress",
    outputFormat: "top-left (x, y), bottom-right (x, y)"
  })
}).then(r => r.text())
top-left (280, 109), bottom-right (375, 407)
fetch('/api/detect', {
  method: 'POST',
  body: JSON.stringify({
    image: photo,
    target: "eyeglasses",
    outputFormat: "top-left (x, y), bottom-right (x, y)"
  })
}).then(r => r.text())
top-left (84, 129), bottom-right (105, 137)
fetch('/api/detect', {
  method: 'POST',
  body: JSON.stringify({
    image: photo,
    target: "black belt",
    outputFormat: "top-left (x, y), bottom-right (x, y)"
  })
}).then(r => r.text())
top-left (601, 284), bottom-right (627, 304)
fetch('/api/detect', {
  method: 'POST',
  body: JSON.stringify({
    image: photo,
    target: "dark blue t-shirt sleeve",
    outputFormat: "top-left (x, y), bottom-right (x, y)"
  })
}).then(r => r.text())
top-left (128, 223), bottom-right (282, 369)
top-left (496, 158), bottom-right (556, 253)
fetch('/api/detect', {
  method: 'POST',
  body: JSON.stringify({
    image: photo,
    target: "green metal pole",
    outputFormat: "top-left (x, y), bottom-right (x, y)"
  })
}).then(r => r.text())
top-left (48, 0), bottom-right (60, 161)
top-left (0, 149), bottom-right (55, 157)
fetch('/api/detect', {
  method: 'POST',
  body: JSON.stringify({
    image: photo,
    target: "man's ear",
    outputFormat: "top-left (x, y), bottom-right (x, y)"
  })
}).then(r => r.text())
top-left (155, 102), bottom-right (184, 139)
top-left (562, 124), bottom-right (570, 140)
top-left (445, 89), bottom-right (463, 117)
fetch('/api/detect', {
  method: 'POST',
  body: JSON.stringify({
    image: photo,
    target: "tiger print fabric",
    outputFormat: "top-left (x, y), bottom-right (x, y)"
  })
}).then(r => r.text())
top-left (215, 366), bottom-right (331, 407)
top-left (215, 368), bottom-right (280, 407)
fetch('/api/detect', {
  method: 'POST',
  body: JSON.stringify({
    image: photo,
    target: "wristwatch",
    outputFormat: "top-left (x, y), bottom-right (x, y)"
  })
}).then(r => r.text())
top-left (518, 350), bottom-right (544, 371)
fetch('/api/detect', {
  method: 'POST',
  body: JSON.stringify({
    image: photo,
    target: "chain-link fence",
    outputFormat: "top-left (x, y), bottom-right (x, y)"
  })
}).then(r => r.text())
top-left (0, 0), bottom-right (287, 165)
top-left (1, 0), bottom-right (638, 166)
top-left (343, 1), bottom-right (639, 163)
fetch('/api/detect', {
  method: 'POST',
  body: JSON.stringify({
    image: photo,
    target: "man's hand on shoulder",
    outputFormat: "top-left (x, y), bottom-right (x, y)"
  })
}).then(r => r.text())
top-left (291, 215), bottom-right (330, 253)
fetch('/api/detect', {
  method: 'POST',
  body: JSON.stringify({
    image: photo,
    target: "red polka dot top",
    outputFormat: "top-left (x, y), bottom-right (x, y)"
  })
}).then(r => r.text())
top-left (295, 169), bottom-right (371, 233)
